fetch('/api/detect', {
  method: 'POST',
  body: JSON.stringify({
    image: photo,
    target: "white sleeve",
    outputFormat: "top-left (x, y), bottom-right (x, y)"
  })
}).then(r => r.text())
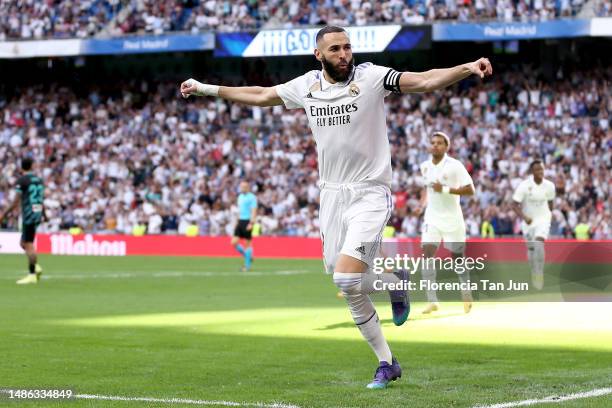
top-left (546, 182), bottom-right (556, 201)
top-left (275, 74), bottom-right (307, 110)
top-left (363, 63), bottom-right (402, 97)
top-left (512, 182), bottom-right (525, 203)
top-left (456, 162), bottom-right (473, 187)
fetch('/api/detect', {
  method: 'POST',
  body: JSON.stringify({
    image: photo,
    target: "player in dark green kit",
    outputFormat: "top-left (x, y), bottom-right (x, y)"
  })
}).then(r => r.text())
top-left (0, 157), bottom-right (46, 284)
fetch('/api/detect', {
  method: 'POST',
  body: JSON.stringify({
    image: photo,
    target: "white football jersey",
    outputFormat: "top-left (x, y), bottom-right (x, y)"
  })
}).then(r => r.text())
top-left (512, 176), bottom-right (555, 223)
top-left (276, 63), bottom-right (401, 187)
top-left (420, 155), bottom-right (474, 232)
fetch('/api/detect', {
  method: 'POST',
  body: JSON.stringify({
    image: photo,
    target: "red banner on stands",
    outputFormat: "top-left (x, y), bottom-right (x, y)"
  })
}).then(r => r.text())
top-left (11, 233), bottom-right (607, 263)
top-left (33, 233), bottom-right (323, 258)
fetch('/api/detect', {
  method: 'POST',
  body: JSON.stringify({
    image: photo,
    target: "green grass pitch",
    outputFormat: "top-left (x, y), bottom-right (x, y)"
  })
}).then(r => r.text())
top-left (1, 254), bottom-right (611, 407)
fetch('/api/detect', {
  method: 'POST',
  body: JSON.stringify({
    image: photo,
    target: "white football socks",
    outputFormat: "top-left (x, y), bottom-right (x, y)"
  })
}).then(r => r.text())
top-left (532, 240), bottom-right (545, 289)
top-left (526, 241), bottom-right (536, 273)
top-left (456, 269), bottom-right (472, 298)
top-left (333, 272), bottom-right (394, 363)
top-left (533, 241), bottom-right (545, 274)
top-left (421, 265), bottom-right (439, 303)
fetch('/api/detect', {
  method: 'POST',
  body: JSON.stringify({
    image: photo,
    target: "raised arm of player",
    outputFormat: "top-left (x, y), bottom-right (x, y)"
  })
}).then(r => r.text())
top-left (0, 193), bottom-right (20, 223)
top-left (180, 79), bottom-right (284, 107)
top-left (399, 58), bottom-right (493, 93)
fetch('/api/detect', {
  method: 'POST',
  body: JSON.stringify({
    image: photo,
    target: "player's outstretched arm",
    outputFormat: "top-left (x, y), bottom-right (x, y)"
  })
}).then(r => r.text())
top-left (180, 79), bottom-right (284, 107)
top-left (398, 58), bottom-right (493, 93)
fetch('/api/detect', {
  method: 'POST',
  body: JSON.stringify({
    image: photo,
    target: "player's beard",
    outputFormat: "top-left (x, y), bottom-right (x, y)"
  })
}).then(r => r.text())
top-left (322, 56), bottom-right (355, 83)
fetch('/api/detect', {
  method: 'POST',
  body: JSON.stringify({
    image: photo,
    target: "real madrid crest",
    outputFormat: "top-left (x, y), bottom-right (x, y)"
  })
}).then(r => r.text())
top-left (349, 82), bottom-right (360, 97)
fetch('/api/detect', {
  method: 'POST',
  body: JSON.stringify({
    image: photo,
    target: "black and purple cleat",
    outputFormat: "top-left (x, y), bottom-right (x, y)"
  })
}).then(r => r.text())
top-left (366, 357), bottom-right (402, 389)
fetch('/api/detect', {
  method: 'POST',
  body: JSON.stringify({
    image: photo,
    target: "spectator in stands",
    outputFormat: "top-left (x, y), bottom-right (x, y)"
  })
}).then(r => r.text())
top-left (2, 0), bottom-right (609, 40)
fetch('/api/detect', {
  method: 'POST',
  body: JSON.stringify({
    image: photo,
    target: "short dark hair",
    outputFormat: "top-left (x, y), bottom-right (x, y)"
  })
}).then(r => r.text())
top-left (21, 157), bottom-right (33, 171)
top-left (316, 26), bottom-right (347, 44)
top-left (431, 131), bottom-right (450, 146)
top-left (529, 159), bottom-right (543, 171)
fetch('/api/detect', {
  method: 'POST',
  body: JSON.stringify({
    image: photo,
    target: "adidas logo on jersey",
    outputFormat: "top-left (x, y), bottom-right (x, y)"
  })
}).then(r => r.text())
top-left (355, 245), bottom-right (366, 255)
top-left (306, 82), bottom-right (321, 98)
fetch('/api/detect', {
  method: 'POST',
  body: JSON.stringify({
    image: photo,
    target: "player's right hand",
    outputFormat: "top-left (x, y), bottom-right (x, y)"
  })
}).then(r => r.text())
top-left (180, 78), bottom-right (203, 98)
top-left (525, 216), bottom-right (532, 225)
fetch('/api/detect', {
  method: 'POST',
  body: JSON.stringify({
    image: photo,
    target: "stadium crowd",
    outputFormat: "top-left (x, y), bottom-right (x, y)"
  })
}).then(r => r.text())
top-left (0, 65), bottom-right (610, 239)
top-left (0, 0), bottom-right (121, 41)
top-left (2, 0), bottom-right (609, 40)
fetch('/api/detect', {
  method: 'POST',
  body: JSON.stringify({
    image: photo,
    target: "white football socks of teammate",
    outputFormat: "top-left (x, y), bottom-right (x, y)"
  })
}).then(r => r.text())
top-left (422, 265), bottom-right (439, 305)
top-left (422, 264), bottom-right (472, 312)
top-left (333, 272), bottom-right (402, 364)
top-left (527, 240), bottom-right (545, 290)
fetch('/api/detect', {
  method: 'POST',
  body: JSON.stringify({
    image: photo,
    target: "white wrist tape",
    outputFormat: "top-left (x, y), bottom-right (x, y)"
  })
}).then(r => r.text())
top-left (442, 186), bottom-right (451, 194)
top-left (191, 79), bottom-right (219, 97)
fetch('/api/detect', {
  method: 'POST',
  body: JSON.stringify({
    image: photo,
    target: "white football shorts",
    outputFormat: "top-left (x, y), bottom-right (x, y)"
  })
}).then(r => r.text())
top-left (522, 220), bottom-right (551, 240)
top-left (421, 222), bottom-right (466, 254)
top-left (319, 181), bottom-right (393, 274)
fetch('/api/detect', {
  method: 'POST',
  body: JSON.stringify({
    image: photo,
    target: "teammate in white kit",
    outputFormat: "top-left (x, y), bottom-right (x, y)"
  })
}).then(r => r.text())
top-left (512, 160), bottom-right (555, 290)
top-left (418, 132), bottom-right (475, 314)
top-left (180, 26), bottom-right (493, 389)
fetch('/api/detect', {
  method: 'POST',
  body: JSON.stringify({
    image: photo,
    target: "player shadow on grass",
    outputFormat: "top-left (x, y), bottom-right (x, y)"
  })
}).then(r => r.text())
top-left (316, 312), bottom-right (466, 331)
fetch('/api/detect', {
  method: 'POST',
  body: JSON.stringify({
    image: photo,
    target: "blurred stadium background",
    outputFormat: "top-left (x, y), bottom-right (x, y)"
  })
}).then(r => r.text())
top-left (0, 1), bottom-right (611, 408)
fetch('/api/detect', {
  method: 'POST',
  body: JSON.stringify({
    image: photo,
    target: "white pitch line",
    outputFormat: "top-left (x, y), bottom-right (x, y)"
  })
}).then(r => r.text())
top-left (74, 393), bottom-right (300, 407)
top-left (473, 387), bottom-right (612, 408)
top-left (0, 270), bottom-right (310, 280)
top-left (0, 390), bottom-right (300, 407)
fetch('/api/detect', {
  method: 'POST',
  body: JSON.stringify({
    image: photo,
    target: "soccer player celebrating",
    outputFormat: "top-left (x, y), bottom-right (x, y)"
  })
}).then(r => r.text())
top-left (418, 132), bottom-right (475, 314)
top-left (512, 160), bottom-right (555, 290)
top-left (0, 157), bottom-right (45, 284)
top-left (180, 25), bottom-right (492, 389)
top-left (232, 181), bottom-right (257, 272)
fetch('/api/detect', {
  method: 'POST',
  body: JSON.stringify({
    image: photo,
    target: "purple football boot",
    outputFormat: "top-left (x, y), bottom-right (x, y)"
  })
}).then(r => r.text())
top-left (366, 357), bottom-right (402, 389)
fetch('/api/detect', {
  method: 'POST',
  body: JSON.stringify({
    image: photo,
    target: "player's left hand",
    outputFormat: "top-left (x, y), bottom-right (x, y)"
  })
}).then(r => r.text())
top-left (468, 58), bottom-right (493, 79)
top-left (432, 182), bottom-right (443, 193)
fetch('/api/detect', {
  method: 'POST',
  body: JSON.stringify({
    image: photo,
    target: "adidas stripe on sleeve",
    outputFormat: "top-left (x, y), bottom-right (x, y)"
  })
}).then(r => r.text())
top-left (383, 69), bottom-right (402, 94)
